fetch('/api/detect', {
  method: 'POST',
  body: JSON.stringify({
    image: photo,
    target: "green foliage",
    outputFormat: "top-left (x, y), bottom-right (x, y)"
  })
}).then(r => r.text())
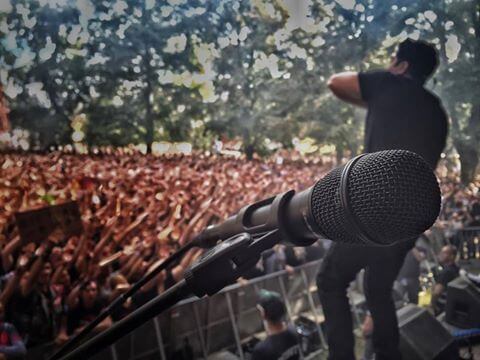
top-left (0, 0), bottom-right (478, 181)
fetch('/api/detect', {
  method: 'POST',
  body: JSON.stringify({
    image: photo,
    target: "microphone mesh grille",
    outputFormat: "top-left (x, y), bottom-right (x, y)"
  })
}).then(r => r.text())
top-left (310, 166), bottom-right (347, 242)
top-left (311, 150), bottom-right (441, 245)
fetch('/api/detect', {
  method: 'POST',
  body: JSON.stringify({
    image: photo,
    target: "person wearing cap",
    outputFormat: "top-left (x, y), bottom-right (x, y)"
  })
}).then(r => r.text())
top-left (318, 39), bottom-right (448, 360)
top-left (252, 290), bottom-right (300, 360)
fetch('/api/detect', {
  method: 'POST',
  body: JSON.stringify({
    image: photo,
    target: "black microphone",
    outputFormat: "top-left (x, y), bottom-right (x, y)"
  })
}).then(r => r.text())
top-left (193, 150), bottom-right (441, 247)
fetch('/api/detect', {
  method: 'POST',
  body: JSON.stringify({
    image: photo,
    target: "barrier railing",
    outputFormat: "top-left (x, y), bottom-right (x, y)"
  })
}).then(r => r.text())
top-left (28, 227), bottom-right (479, 359)
top-left (85, 260), bottom-right (329, 360)
top-left (29, 257), bottom-right (378, 360)
top-left (455, 227), bottom-right (480, 260)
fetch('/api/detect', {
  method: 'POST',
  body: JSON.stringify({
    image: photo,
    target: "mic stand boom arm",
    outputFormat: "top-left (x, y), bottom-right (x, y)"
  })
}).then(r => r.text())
top-left (59, 230), bottom-right (280, 360)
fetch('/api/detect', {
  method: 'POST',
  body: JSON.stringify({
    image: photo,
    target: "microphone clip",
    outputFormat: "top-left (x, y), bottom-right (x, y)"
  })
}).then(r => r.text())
top-left (184, 230), bottom-right (279, 297)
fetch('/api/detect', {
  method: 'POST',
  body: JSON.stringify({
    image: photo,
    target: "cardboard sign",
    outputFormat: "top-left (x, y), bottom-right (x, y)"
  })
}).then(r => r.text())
top-left (15, 201), bottom-right (83, 244)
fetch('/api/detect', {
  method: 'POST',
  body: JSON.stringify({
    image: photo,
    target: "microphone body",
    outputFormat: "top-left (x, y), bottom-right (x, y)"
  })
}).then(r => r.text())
top-left (195, 189), bottom-right (318, 248)
top-left (194, 150), bottom-right (441, 248)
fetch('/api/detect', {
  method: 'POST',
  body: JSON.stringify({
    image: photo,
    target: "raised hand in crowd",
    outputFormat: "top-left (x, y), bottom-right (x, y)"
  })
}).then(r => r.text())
top-left (0, 150), bottom-right (476, 356)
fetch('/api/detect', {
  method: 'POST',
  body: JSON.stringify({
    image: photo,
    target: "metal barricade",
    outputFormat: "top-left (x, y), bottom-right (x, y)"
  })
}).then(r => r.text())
top-left (41, 226), bottom-right (480, 360)
top-left (455, 227), bottom-right (480, 260)
top-left (111, 261), bottom-right (324, 359)
top-left (73, 260), bottom-right (346, 360)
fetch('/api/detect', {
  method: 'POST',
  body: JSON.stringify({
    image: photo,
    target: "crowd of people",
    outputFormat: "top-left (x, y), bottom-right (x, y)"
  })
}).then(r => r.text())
top-left (432, 162), bottom-right (480, 260)
top-left (438, 171), bottom-right (478, 226)
top-left (0, 150), bottom-right (477, 358)
top-left (0, 150), bottom-right (332, 358)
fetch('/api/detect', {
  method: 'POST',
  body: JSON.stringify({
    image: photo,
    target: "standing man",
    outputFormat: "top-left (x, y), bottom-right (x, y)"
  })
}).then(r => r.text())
top-left (252, 290), bottom-right (300, 360)
top-left (396, 244), bottom-right (427, 305)
top-left (317, 39), bottom-right (448, 360)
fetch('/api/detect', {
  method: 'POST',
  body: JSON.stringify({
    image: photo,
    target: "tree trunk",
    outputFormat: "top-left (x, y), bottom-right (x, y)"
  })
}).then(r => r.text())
top-left (144, 53), bottom-right (154, 154)
top-left (245, 144), bottom-right (254, 160)
top-left (144, 87), bottom-right (153, 154)
top-left (454, 140), bottom-right (479, 184)
top-left (335, 143), bottom-right (344, 165)
top-left (243, 129), bottom-right (254, 160)
top-left (452, 104), bottom-right (480, 184)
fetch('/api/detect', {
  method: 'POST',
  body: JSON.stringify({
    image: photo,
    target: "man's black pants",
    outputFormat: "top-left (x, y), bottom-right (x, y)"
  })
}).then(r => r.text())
top-left (317, 242), bottom-right (412, 360)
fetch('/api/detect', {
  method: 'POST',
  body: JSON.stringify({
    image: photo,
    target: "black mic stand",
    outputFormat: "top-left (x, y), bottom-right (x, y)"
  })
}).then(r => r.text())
top-left (58, 230), bottom-right (280, 360)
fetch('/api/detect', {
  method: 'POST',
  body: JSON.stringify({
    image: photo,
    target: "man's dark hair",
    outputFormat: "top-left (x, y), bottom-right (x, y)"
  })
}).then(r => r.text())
top-left (395, 39), bottom-right (439, 83)
top-left (258, 289), bottom-right (286, 323)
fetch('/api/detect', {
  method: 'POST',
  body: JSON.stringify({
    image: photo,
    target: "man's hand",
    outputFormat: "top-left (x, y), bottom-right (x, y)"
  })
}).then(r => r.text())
top-left (327, 72), bottom-right (366, 108)
top-left (362, 314), bottom-right (374, 337)
top-left (55, 331), bottom-right (69, 345)
top-left (74, 326), bottom-right (86, 335)
top-left (285, 265), bottom-right (295, 275)
top-left (412, 248), bottom-right (426, 262)
top-left (47, 227), bottom-right (66, 245)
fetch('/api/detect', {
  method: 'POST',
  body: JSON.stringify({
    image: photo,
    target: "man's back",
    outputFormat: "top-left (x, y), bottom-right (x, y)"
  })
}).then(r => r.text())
top-left (359, 71), bottom-right (448, 168)
top-left (252, 325), bottom-right (300, 360)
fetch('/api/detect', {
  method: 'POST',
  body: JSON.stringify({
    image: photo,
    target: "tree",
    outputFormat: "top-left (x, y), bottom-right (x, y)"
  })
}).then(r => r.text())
top-left (434, 0), bottom-right (480, 184)
top-left (1, 1), bottom-right (91, 148)
top-left (1, 0), bottom-right (478, 182)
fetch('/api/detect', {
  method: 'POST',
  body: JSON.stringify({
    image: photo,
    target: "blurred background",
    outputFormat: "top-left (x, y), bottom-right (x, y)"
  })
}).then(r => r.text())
top-left (0, 1), bottom-right (479, 360)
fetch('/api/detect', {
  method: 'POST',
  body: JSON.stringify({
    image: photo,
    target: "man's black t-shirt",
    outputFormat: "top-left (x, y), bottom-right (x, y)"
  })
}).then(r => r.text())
top-left (284, 247), bottom-right (304, 267)
top-left (358, 71), bottom-right (448, 168)
top-left (435, 263), bottom-right (460, 287)
top-left (433, 263), bottom-right (459, 314)
top-left (252, 325), bottom-right (300, 360)
top-left (305, 243), bottom-right (325, 262)
top-left (397, 250), bottom-right (420, 280)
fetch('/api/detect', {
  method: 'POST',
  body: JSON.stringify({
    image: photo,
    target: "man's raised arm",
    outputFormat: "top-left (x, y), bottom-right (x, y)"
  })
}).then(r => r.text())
top-left (327, 71), bottom-right (366, 108)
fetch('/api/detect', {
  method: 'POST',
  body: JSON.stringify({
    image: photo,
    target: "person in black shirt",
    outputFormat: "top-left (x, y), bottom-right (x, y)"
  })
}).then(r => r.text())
top-left (305, 240), bottom-right (326, 263)
top-left (396, 244), bottom-right (427, 304)
top-left (252, 290), bottom-right (300, 360)
top-left (262, 246), bottom-right (287, 274)
top-left (431, 245), bottom-right (459, 315)
top-left (6, 244), bottom-right (57, 358)
top-left (66, 280), bottom-right (112, 335)
top-left (317, 39), bottom-right (448, 360)
top-left (284, 246), bottom-right (305, 268)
